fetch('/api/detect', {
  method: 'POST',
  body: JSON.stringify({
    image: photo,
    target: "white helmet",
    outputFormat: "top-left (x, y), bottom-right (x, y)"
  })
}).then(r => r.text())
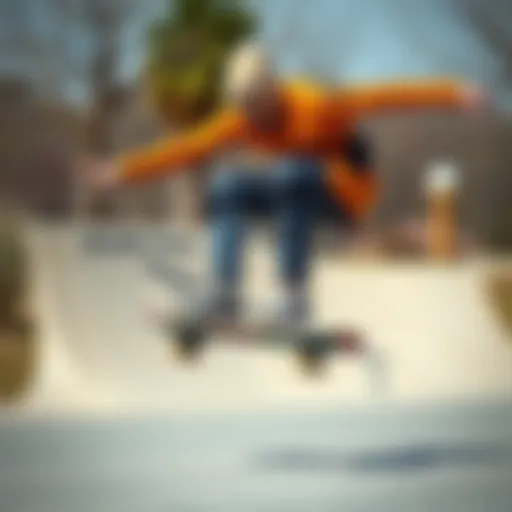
top-left (223, 41), bottom-right (276, 104)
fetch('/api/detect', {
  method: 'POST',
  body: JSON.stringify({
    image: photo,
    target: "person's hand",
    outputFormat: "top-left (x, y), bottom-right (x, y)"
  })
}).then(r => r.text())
top-left (87, 158), bottom-right (121, 193)
top-left (76, 155), bottom-right (121, 195)
top-left (459, 84), bottom-right (491, 113)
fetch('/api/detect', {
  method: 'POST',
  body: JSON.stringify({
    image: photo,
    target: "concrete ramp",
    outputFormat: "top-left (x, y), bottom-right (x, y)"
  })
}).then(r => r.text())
top-left (16, 222), bottom-right (512, 415)
top-left (314, 260), bottom-right (512, 399)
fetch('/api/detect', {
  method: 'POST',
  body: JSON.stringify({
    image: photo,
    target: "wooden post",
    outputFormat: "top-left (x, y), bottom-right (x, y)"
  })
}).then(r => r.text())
top-left (424, 162), bottom-right (460, 261)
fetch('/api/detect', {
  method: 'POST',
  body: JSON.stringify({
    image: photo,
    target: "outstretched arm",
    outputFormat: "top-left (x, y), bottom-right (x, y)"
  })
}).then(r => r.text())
top-left (339, 80), bottom-right (486, 119)
top-left (117, 109), bottom-right (245, 184)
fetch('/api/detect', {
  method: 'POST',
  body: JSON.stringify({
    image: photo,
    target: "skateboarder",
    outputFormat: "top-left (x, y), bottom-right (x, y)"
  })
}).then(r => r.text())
top-left (88, 42), bottom-right (488, 327)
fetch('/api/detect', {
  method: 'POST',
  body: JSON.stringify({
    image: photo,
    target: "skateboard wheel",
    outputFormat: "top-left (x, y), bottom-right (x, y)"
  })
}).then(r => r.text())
top-left (172, 319), bottom-right (205, 362)
top-left (296, 351), bottom-right (325, 377)
top-left (296, 334), bottom-right (328, 376)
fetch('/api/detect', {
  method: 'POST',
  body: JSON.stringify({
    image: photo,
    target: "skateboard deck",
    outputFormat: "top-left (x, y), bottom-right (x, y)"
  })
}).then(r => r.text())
top-left (163, 314), bottom-right (365, 376)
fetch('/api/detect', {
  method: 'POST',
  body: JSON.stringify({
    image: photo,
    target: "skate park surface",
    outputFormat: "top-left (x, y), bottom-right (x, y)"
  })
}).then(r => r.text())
top-left (1, 220), bottom-right (512, 511)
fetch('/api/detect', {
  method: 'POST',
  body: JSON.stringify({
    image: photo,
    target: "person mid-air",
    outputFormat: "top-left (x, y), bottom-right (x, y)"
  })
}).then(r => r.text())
top-left (89, 42), bottom-right (488, 326)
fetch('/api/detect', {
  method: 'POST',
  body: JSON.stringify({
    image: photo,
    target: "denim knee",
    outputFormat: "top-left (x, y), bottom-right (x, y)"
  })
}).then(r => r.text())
top-left (206, 171), bottom-right (245, 215)
top-left (273, 158), bottom-right (322, 206)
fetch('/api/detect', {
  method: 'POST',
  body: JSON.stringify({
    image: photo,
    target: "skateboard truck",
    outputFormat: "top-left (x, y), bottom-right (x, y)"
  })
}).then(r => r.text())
top-left (335, 330), bottom-right (364, 353)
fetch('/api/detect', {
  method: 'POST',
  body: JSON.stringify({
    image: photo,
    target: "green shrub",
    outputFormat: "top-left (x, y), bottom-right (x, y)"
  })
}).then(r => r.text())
top-left (0, 215), bottom-right (28, 327)
top-left (487, 272), bottom-right (512, 336)
top-left (0, 213), bottom-right (34, 401)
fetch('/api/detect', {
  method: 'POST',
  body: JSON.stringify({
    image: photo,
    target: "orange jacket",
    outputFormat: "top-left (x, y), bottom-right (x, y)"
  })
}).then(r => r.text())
top-left (118, 80), bottom-right (466, 220)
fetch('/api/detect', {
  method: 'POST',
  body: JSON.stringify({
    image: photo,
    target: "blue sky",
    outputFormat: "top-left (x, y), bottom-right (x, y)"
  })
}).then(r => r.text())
top-left (120, 0), bottom-right (500, 82)
top-left (263, 0), bottom-right (510, 106)
top-left (2, 0), bottom-right (510, 106)
top-left (252, 0), bottom-right (502, 84)
top-left (125, 0), bottom-right (508, 102)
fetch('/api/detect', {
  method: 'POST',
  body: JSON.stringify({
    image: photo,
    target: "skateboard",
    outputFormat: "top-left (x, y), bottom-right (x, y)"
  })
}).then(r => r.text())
top-left (163, 314), bottom-right (366, 376)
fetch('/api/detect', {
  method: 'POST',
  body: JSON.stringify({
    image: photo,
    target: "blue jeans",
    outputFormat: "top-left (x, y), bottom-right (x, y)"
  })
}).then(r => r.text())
top-left (206, 157), bottom-right (353, 289)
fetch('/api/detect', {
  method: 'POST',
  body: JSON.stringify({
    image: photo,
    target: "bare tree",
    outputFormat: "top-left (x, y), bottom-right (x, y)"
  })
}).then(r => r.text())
top-left (461, 1), bottom-right (512, 92)
top-left (1, 0), bottom-right (148, 150)
top-left (82, 0), bottom-right (138, 155)
top-left (0, 0), bottom-right (153, 215)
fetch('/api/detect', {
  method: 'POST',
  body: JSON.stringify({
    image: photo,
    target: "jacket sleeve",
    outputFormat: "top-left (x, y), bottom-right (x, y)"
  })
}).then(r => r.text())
top-left (118, 109), bottom-right (244, 183)
top-left (339, 80), bottom-right (466, 119)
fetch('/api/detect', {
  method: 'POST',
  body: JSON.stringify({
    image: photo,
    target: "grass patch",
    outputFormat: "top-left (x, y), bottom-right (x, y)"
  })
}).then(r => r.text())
top-left (0, 317), bottom-right (35, 402)
top-left (0, 211), bottom-right (35, 403)
top-left (486, 271), bottom-right (512, 336)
